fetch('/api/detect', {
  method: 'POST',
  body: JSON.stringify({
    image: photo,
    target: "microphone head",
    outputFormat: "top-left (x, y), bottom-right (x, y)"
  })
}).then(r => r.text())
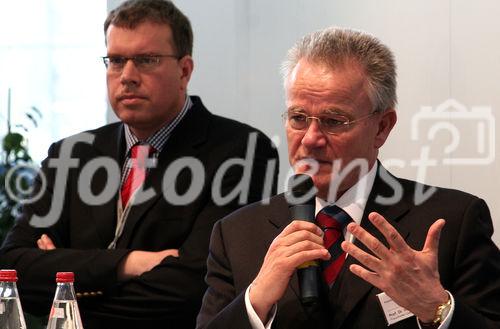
top-left (286, 174), bottom-right (316, 206)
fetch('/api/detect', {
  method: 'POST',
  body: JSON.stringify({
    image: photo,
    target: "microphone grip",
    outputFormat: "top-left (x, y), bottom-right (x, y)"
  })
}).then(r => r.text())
top-left (291, 204), bottom-right (320, 305)
top-left (297, 264), bottom-right (320, 305)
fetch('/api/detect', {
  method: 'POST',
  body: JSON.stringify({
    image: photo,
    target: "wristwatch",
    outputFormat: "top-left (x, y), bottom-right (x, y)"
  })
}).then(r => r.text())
top-left (420, 294), bottom-right (452, 328)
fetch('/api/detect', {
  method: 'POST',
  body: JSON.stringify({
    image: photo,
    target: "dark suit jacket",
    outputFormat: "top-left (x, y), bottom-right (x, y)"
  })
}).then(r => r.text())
top-left (0, 96), bottom-right (279, 328)
top-left (197, 165), bottom-right (500, 329)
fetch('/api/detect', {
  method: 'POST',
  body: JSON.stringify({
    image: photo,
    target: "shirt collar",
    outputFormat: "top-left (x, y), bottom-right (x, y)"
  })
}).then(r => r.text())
top-left (123, 95), bottom-right (193, 154)
top-left (316, 161), bottom-right (378, 225)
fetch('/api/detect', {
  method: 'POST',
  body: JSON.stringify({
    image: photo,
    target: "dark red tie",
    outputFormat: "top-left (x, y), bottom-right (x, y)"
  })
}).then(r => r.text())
top-left (121, 144), bottom-right (154, 206)
top-left (316, 205), bottom-right (352, 286)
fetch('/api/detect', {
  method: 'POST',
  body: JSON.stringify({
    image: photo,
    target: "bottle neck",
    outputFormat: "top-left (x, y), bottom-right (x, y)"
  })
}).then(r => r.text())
top-left (53, 282), bottom-right (77, 301)
top-left (0, 281), bottom-right (20, 299)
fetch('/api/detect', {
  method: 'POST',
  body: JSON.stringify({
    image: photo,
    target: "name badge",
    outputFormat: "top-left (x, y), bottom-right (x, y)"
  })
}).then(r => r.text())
top-left (376, 292), bottom-right (414, 326)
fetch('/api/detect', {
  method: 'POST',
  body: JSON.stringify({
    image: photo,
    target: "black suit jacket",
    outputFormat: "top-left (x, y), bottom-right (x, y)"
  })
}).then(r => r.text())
top-left (197, 165), bottom-right (500, 329)
top-left (0, 96), bottom-right (279, 328)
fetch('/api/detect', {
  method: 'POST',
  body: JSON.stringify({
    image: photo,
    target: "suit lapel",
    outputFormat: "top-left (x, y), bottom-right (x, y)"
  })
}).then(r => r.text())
top-left (329, 165), bottom-right (412, 329)
top-left (89, 123), bottom-right (125, 247)
top-left (115, 99), bottom-right (211, 248)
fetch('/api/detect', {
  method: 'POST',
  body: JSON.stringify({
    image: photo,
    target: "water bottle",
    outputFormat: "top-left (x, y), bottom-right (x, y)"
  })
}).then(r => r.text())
top-left (47, 272), bottom-right (84, 329)
top-left (0, 269), bottom-right (27, 329)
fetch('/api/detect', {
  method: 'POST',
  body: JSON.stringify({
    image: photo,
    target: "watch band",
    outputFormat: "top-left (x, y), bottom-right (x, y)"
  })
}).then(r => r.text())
top-left (420, 294), bottom-right (452, 328)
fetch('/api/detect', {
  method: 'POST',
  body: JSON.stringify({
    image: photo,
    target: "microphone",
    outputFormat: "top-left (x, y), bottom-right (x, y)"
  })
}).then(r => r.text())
top-left (287, 174), bottom-right (319, 306)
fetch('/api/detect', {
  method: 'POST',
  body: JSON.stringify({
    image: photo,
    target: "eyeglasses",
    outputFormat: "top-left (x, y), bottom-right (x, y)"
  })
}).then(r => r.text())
top-left (102, 54), bottom-right (180, 72)
top-left (282, 109), bottom-right (380, 135)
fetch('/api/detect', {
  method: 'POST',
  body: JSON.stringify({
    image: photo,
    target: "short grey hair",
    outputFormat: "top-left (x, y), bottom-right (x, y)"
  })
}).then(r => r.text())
top-left (281, 27), bottom-right (397, 111)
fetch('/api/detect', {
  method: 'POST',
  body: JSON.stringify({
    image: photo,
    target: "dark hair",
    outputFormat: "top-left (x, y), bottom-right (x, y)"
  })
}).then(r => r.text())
top-left (104, 0), bottom-right (193, 57)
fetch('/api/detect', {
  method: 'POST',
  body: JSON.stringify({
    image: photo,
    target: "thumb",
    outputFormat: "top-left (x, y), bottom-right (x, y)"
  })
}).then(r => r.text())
top-left (160, 249), bottom-right (179, 258)
top-left (423, 219), bottom-right (445, 253)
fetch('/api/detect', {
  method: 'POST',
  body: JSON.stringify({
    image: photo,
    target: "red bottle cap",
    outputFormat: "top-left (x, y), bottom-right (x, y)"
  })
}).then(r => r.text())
top-left (0, 269), bottom-right (18, 282)
top-left (56, 272), bottom-right (74, 283)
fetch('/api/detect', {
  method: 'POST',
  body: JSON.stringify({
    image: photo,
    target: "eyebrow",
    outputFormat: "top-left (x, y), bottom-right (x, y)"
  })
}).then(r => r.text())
top-left (105, 52), bottom-right (162, 57)
top-left (322, 108), bottom-right (352, 117)
top-left (288, 107), bottom-right (351, 117)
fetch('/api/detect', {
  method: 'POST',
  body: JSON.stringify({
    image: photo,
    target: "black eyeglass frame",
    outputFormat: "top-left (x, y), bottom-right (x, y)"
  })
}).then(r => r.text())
top-left (101, 54), bottom-right (181, 70)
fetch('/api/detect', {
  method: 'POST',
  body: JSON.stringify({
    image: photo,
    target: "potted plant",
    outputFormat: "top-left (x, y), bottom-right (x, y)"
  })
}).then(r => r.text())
top-left (0, 88), bottom-right (41, 243)
top-left (0, 88), bottom-right (48, 328)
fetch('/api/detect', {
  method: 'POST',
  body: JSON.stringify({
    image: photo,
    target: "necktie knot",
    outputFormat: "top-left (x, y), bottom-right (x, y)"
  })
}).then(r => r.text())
top-left (316, 205), bottom-right (352, 231)
top-left (130, 143), bottom-right (155, 166)
top-left (131, 143), bottom-right (155, 155)
top-left (121, 143), bottom-right (155, 206)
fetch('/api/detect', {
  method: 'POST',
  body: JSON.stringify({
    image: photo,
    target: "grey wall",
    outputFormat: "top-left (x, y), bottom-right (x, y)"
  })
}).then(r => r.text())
top-left (109, 0), bottom-right (500, 246)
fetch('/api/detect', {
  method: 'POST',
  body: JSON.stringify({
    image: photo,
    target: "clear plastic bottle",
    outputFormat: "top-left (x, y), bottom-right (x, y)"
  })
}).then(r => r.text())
top-left (0, 269), bottom-right (27, 329)
top-left (46, 272), bottom-right (84, 329)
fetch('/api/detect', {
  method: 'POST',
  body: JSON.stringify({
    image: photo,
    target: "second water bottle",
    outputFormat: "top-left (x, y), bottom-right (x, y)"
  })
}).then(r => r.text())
top-left (46, 272), bottom-right (84, 329)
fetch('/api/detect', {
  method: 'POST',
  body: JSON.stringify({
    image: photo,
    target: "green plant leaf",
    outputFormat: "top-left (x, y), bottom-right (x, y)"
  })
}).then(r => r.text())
top-left (2, 132), bottom-right (24, 152)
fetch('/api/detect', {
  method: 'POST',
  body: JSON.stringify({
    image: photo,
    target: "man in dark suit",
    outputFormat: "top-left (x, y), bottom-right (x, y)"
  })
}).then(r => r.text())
top-left (0, 1), bottom-right (278, 328)
top-left (196, 27), bottom-right (500, 329)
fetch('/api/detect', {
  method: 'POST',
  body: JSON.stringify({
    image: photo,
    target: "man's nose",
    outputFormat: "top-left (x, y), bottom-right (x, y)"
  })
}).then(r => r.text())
top-left (120, 59), bottom-right (141, 86)
top-left (301, 119), bottom-right (327, 148)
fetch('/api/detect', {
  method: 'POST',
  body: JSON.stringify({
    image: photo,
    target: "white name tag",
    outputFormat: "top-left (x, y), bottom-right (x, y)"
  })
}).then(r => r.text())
top-left (377, 292), bottom-right (414, 326)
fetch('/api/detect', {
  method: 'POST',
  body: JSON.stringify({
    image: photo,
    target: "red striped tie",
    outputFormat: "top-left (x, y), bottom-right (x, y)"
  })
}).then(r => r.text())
top-left (316, 205), bottom-right (352, 286)
top-left (121, 144), bottom-right (154, 206)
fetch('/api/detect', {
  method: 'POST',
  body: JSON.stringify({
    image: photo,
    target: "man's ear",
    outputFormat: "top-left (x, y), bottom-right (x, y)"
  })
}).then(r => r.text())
top-left (179, 55), bottom-right (194, 91)
top-left (374, 108), bottom-right (397, 149)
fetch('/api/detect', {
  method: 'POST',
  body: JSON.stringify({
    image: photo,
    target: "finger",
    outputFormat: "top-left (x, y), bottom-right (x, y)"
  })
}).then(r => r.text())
top-left (283, 240), bottom-right (329, 259)
top-left (280, 220), bottom-right (323, 238)
top-left (42, 234), bottom-right (56, 250)
top-left (36, 238), bottom-right (46, 250)
top-left (368, 212), bottom-right (408, 252)
top-left (348, 264), bottom-right (383, 290)
top-left (165, 249), bottom-right (179, 257)
top-left (346, 222), bottom-right (390, 260)
top-left (280, 229), bottom-right (324, 247)
top-left (423, 219), bottom-right (445, 253)
top-left (341, 241), bottom-right (381, 272)
top-left (287, 248), bottom-right (330, 268)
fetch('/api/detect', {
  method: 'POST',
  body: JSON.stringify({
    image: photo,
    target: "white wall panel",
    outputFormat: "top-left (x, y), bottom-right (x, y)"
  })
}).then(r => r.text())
top-left (109, 0), bottom-right (500, 245)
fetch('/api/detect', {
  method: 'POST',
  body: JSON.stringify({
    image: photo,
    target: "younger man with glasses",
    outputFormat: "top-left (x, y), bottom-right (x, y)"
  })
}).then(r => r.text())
top-left (0, 1), bottom-right (278, 328)
top-left (197, 27), bottom-right (500, 329)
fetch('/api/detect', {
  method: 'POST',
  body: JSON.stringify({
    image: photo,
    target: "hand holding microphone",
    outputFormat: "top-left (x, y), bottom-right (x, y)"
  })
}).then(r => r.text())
top-left (249, 174), bottom-right (329, 322)
top-left (287, 174), bottom-right (321, 305)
